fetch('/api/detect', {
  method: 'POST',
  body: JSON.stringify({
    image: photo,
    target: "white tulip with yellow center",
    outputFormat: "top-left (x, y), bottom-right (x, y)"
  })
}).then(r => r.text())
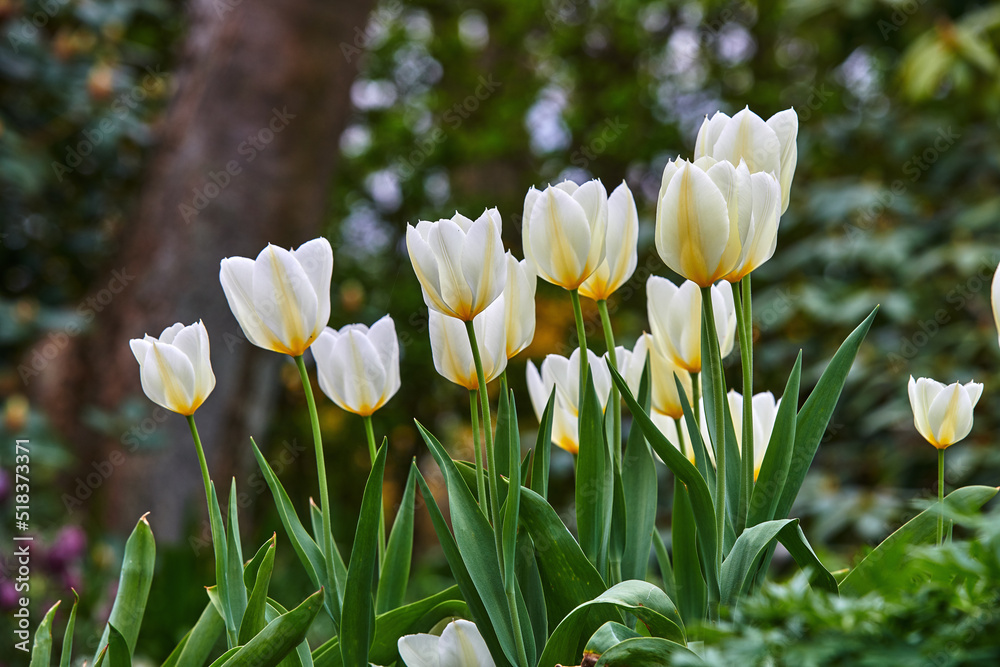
top-left (724, 170), bottom-right (781, 282)
top-left (502, 253), bottom-right (537, 359)
top-left (908, 376), bottom-right (983, 449)
top-left (406, 208), bottom-right (507, 321)
top-left (724, 390), bottom-right (780, 480)
top-left (310, 315), bottom-right (400, 417)
top-left (579, 181), bottom-right (639, 301)
top-left (646, 276), bottom-right (736, 374)
top-left (695, 106), bottom-right (798, 214)
top-left (429, 300), bottom-right (507, 390)
top-left (219, 238), bottom-right (333, 357)
top-left (130, 321), bottom-right (216, 416)
top-left (523, 179), bottom-right (608, 290)
top-left (527, 348), bottom-right (611, 454)
top-left (398, 619), bottom-right (495, 667)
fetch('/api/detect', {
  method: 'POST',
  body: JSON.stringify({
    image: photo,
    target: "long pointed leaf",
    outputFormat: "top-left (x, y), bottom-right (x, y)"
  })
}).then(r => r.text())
top-left (672, 481), bottom-right (706, 625)
top-left (240, 534), bottom-right (276, 644)
top-left (594, 637), bottom-right (705, 666)
top-left (621, 359), bottom-right (656, 583)
top-left (164, 602), bottom-right (224, 667)
top-left (106, 624), bottom-right (131, 667)
top-left (93, 515), bottom-right (155, 663)
top-left (226, 480), bottom-right (248, 637)
top-left (58, 590), bottom-right (78, 667)
top-left (577, 372), bottom-right (614, 574)
top-left (221, 589), bottom-right (324, 667)
top-left (376, 464), bottom-right (416, 614)
top-left (29, 600), bottom-right (60, 667)
top-left (530, 389), bottom-right (556, 499)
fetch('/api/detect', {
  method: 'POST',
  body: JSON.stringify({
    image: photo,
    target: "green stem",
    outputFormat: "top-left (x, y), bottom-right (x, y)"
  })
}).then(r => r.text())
top-left (675, 417), bottom-right (688, 460)
top-left (597, 299), bottom-right (622, 463)
top-left (293, 355), bottom-right (337, 616)
top-left (569, 289), bottom-right (590, 402)
top-left (734, 276), bottom-right (753, 531)
top-left (186, 415), bottom-right (214, 519)
top-left (464, 319), bottom-right (504, 574)
top-left (700, 286), bottom-right (726, 573)
top-left (469, 390), bottom-right (488, 516)
top-left (363, 414), bottom-right (386, 572)
top-left (692, 372), bottom-right (701, 430)
top-left (938, 448), bottom-right (945, 546)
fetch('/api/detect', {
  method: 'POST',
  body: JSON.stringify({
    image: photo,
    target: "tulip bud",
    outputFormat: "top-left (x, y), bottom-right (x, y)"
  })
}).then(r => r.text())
top-left (398, 619), bottom-right (494, 667)
top-left (130, 321), bottom-right (216, 416)
top-left (695, 106), bottom-right (798, 214)
top-left (526, 348), bottom-right (611, 454)
top-left (406, 208), bottom-right (506, 321)
top-left (908, 376), bottom-right (983, 449)
top-left (429, 300), bottom-right (506, 390)
top-left (523, 179), bottom-right (608, 290)
top-left (579, 181), bottom-right (638, 301)
top-left (502, 253), bottom-right (537, 359)
top-left (646, 276), bottom-right (736, 374)
top-left (219, 238), bottom-right (334, 357)
top-left (311, 315), bottom-right (400, 417)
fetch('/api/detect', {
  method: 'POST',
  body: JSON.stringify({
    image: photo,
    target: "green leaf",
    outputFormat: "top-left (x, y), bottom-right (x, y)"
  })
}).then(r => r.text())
top-left (207, 484), bottom-right (234, 643)
top-left (672, 481), bottom-right (706, 625)
top-left (775, 307), bottom-right (877, 522)
top-left (227, 479), bottom-right (248, 637)
top-left (495, 377), bottom-right (514, 494)
top-left (208, 648), bottom-right (241, 667)
top-left (594, 637), bottom-right (705, 666)
top-left (243, 536), bottom-right (275, 592)
top-left (94, 646), bottom-right (109, 667)
top-left (502, 390), bottom-right (522, 588)
top-left (164, 602), bottom-right (225, 667)
top-left (746, 354), bottom-right (801, 527)
top-left (29, 600), bottom-right (60, 667)
top-left (840, 485), bottom-right (999, 597)
top-left (652, 530), bottom-right (675, 603)
top-left (93, 515), bottom-right (155, 664)
top-left (340, 442), bottom-right (387, 667)
top-left (611, 365), bottom-right (719, 603)
top-left (59, 590), bottom-right (78, 667)
top-left (106, 624), bottom-right (132, 667)
top-left (221, 589), bottom-right (324, 667)
top-left (529, 389), bottom-right (555, 499)
top-left (621, 359), bottom-right (656, 583)
top-left (376, 463), bottom-right (416, 614)
top-left (577, 372), bottom-right (614, 575)
top-left (240, 534), bottom-right (276, 644)
top-left (251, 438), bottom-right (342, 626)
top-left (263, 600), bottom-right (314, 667)
top-left (515, 529), bottom-right (548, 655)
top-left (537, 581), bottom-right (686, 667)
top-left (585, 622), bottom-right (640, 655)
top-left (721, 519), bottom-right (796, 605)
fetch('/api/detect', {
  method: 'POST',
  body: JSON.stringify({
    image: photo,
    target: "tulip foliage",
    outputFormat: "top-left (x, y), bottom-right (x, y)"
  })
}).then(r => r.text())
top-left (31, 105), bottom-right (997, 667)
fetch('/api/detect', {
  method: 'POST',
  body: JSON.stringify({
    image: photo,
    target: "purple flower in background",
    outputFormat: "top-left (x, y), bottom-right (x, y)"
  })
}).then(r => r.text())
top-left (46, 525), bottom-right (87, 571)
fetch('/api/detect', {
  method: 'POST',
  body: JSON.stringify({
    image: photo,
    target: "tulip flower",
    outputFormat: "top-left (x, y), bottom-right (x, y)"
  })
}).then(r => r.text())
top-left (429, 302), bottom-right (507, 390)
top-left (639, 333), bottom-right (694, 420)
top-left (219, 238), bottom-right (334, 357)
top-left (579, 182), bottom-right (638, 301)
top-left (651, 411), bottom-right (707, 465)
top-left (406, 208), bottom-right (506, 321)
top-left (502, 253), bottom-right (537, 359)
top-left (311, 315), bottom-right (400, 417)
top-left (992, 263), bottom-right (1000, 349)
top-left (611, 338), bottom-right (647, 399)
top-left (725, 390), bottom-right (780, 480)
top-left (646, 276), bottom-right (736, 374)
top-left (130, 321), bottom-right (216, 416)
top-left (398, 619), bottom-right (495, 667)
top-left (695, 106), bottom-right (798, 214)
top-left (523, 179), bottom-right (608, 290)
top-left (724, 172), bottom-right (781, 282)
top-left (527, 348), bottom-right (611, 454)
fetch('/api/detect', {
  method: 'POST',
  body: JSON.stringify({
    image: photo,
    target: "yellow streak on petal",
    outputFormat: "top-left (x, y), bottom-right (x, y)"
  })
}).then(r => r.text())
top-left (266, 246), bottom-right (307, 355)
top-left (152, 343), bottom-right (191, 415)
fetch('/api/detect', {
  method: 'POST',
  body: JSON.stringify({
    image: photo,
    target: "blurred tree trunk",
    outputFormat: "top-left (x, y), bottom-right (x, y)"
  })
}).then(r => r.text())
top-left (41, 0), bottom-right (374, 540)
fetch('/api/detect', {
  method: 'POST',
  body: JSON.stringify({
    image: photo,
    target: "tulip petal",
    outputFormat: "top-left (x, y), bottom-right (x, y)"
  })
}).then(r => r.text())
top-left (694, 111), bottom-right (730, 159)
top-left (429, 310), bottom-right (475, 389)
top-left (928, 382), bottom-right (973, 446)
top-left (407, 224), bottom-right (454, 317)
top-left (439, 619), bottom-right (495, 667)
top-left (368, 315), bottom-right (401, 401)
top-left (526, 360), bottom-right (551, 420)
top-left (462, 209), bottom-right (506, 317)
top-left (766, 108), bottom-right (799, 213)
top-left (168, 322), bottom-right (216, 405)
top-left (712, 106), bottom-right (781, 176)
top-left (143, 341), bottom-right (197, 414)
top-left (398, 634), bottom-right (441, 667)
top-left (428, 220), bottom-right (476, 320)
top-left (130, 338), bottom-right (151, 366)
top-left (220, 256), bottom-right (275, 350)
top-left (529, 188), bottom-right (593, 288)
top-left (252, 245), bottom-right (320, 355)
top-left (581, 181), bottom-right (637, 300)
top-left (291, 237), bottom-right (334, 334)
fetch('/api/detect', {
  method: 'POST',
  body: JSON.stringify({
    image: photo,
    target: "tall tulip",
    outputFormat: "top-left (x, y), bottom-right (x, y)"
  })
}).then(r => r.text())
top-left (908, 375), bottom-right (983, 544)
top-left (646, 276), bottom-right (736, 373)
top-left (311, 315), bottom-right (400, 417)
top-left (429, 303), bottom-right (507, 390)
top-left (130, 321), bottom-right (216, 416)
top-left (398, 620), bottom-right (495, 667)
top-left (502, 253), bottom-right (537, 359)
top-left (406, 208), bottom-right (506, 321)
top-left (579, 181), bottom-right (638, 301)
top-left (695, 106), bottom-right (798, 214)
top-left (522, 180), bottom-right (608, 290)
top-left (527, 348), bottom-right (611, 454)
top-left (219, 238), bottom-right (334, 357)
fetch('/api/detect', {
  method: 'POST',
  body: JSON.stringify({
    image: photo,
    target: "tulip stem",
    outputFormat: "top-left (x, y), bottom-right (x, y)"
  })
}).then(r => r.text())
top-left (734, 276), bottom-right (754, 532)
top-left (465, 319), bottom-right (504, 575)
top-left (691, 372), bottom-right (701, 430)
top-left (293, 354), bottom-right (337, 622)
top-left (570, 289), bottom-right (590, 401)
top-left (363, 414), bottom-right (386, 572)
top-left (597, 299), bottom-right (622, 462)
top-left (938, 448), bottom-right (945, 546)
top-left (700, 286), bottom-right (726, 573)
top-left (675, 417), bottom-right (688, 460)
top-left (469, 390), bottom-right (489, 516)
top-left (186, 415), bottom-right (215, 525)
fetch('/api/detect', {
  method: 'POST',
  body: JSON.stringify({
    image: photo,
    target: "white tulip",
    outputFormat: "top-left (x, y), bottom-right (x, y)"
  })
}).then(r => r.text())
top-left (908, 376), bottom-right (983, 449)
top-left (646, 276), bottom-right (736, 374)
top-left (725, 171), bottom-right (781, 282)
top-left (725, 390), bottom-right (781, 480)
top-left (502, 253), bottom-right (537, 359)
top-left (398, 619), bottom-right (495, 667)
top-left (406, 208), bottom-right (506, 321)
top-left (527, 348), bottom-right (610, 454)
top-left (310, 315), bottom-right (400, 417)
top-left (695, 106), bottom-right (798, 214)
top-left (220, 238), bottom-right (333, 357)
top-left (579, 181), bottom-right (639, 301)
top-left (429, 301), bottom-right (506, 390)
top-left (651, 411), bottom-right (706, 465)
top-left (523, 179), bottom-right (608, 290)
top-left (992, 262), bottom-right (1000, 349)
top-left (130, 321), bottom-right (216, 416)
top-left (641, 332), bottom-right (694, 420)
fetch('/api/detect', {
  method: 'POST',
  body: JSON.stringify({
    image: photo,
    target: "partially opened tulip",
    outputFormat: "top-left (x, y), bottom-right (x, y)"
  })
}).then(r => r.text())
top-left (219, 238), bottom-right (333, 357)
top-left (130, 321), bottom-right (215, 416)
top-left (725, 390), bottom-right (781, 480)
top-left (695, 106), bottom-right (798, 214)
top-left (908, 375), bottom-right (984, 544)
top-left (398, 619), bottom-right (495, 667)
top-left (523, 179), bottom-right (608, 291)
top-left (311, 315), bottom-right (400, 417)
top-left (429, 304), bottom-right (507, 390)
top-left (527, 348), bottom-right (611, 454)
top-left (646, 276), bottom-right (736, 373)
top-left (502, 253), bottom-right (537, 359)
top-left (406, 208), bottom-right (506, 321)
top-left (579, 181), bottom-right (638, 302)
top-left (642, 332), bottom-right (694, 420)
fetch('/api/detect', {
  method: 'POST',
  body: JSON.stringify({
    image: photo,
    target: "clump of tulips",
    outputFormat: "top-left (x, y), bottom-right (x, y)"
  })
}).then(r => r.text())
top-left (32, 106), bottom-right (998, 667)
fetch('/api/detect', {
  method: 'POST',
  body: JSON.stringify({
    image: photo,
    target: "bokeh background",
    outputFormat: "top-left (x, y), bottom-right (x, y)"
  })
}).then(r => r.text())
top-left (2, 0), bottom-right (1000, 660)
